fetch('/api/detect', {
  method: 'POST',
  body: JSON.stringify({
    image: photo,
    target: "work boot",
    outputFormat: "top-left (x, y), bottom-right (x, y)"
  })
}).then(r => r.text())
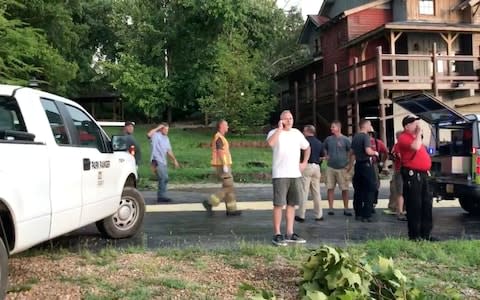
top-left (202, 200), bottom-right (212, 212)
top-left (226, 210), bottom-right (242, 216)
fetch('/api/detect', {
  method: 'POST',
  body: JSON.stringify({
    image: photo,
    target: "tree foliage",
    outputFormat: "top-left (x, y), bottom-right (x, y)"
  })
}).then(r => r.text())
top-left (0, 0), bottom-right (307, 127)
top-left (0, 0), bottom-right (77, 91)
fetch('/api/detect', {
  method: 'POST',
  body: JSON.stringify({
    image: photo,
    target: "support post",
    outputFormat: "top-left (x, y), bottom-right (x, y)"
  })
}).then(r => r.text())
top-left (333, 64), bottom-right (339, 120)
top-left (294, 81), bottom-right (299, 120)
top-left (432, 43), bottom-right (439, 96)
top-left (376, 46), bottom-right (387, 145)
top-left (312, 73), bottom-right (317, 128)
top-left (354, 57), bottom-right (360, 130)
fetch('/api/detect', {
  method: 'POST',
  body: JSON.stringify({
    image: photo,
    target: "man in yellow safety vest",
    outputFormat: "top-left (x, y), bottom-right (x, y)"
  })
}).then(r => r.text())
top-left (203, 119), bottom-right (242, 216)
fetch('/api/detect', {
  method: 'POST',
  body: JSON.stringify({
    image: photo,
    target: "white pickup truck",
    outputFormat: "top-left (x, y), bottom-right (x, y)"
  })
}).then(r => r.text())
top-left (0, 85), bottom-right (145, 297)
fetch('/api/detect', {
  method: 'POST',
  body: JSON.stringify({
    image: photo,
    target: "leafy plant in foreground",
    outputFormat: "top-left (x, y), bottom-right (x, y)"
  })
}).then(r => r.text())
top-left (299, 245), bottom-right (424, 300)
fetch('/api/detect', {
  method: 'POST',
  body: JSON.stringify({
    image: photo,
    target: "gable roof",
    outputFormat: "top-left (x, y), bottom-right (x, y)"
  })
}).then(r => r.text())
top-left (318, 0), bottom-right (390, 18)
top-left (453, 0), bottom-right (480, 11)
top-left (298, 15), bottom-right (329, 44)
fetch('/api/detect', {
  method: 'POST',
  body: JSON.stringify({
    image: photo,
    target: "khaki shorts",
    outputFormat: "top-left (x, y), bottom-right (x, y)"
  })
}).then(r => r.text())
top-left (325, 166), bottom-right (350, 190)
top-left (391, 171), bottom-right (403, 196)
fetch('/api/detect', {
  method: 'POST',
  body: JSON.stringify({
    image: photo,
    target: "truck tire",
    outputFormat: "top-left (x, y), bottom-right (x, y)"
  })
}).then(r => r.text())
top-left (96, 187), bottom-right (145, 239)
top-left (0, 239), bottom-right (8, 299)
top-left (459, 197), bottom-right (480, 215)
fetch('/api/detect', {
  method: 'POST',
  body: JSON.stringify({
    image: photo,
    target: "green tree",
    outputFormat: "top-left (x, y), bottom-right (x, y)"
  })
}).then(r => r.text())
top-left (0, 0), bottom-right (76, 90)
top-left (198, 32), bottom-right (275, 131)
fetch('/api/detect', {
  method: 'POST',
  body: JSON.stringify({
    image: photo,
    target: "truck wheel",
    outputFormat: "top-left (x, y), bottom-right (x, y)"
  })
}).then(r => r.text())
top-left (96, 187), bottom-right (145, 239)
top-left (459, 197), bottom-right (480, 215)
top-left (0, 239), bottom-right (8, 298)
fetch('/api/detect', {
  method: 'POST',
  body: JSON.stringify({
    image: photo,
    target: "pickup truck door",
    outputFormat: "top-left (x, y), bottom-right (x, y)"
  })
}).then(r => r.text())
top-left (61, 104), bottom-right (119, 226)
top-left (39, 98), bottom-right (83, 238)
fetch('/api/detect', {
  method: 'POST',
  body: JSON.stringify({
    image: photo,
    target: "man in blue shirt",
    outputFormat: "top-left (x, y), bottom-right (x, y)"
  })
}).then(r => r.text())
top-left (148, 123), bottom-right (179, 203)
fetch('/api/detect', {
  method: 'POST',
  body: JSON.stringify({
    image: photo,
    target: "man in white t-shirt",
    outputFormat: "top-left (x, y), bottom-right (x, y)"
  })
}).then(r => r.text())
top-left (266, 110), bottom-right (311, 246)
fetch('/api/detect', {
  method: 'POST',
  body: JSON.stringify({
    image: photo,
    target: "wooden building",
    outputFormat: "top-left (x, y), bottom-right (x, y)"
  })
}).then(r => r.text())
top-left (276, 0), bottom-right (480, 146)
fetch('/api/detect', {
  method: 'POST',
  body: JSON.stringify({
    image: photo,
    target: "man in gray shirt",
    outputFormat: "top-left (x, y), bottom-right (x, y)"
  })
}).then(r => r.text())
top-left (148, 123), bottom-right (179, 203)
top-left (324, 121), bottom-right (352, 216)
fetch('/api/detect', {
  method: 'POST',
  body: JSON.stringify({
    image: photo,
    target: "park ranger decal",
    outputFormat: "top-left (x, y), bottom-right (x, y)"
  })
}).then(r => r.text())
top-left (91, 160), bottom-right (111, 169)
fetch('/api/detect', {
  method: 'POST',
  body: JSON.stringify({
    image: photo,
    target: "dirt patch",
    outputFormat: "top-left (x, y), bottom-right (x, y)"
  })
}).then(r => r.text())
top-left (6, 252), bottom-right (300, 299)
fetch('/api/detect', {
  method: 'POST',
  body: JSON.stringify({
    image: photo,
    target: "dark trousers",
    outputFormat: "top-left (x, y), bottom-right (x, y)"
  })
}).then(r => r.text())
top-left (352, 161), bottom-right (377, 218)
top-left (401, 168), bottom-right (433, 240)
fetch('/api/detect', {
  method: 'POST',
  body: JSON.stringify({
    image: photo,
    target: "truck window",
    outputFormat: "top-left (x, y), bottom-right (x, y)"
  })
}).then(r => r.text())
top-left (64, 104), bottom-right (107, 152)
top-left (0, 96), bottom-right (27, 133)
top-left (437, 127), bottom-right (472, 156)
top-left (41, 99), bottom-right (71, 145)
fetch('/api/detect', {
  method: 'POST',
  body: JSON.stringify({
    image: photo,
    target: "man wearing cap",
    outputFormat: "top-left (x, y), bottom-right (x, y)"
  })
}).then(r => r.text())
top-left (123, 121), bottom-right (142, 167)
top-left (397, 115), bottom-right (434, 241)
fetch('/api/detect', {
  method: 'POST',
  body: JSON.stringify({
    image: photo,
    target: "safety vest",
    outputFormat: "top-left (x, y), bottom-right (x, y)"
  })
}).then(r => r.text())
top-left (211, 132), bottom-right (232, 166)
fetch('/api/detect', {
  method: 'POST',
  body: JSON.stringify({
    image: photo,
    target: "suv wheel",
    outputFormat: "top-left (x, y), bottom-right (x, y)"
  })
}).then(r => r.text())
top-left (96, 187), bottom-right (145, 238)
top-left (459, 197), bottom-right (480, 215)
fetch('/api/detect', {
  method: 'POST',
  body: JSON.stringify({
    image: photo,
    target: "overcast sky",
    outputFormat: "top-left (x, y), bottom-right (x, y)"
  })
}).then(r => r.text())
top-left (276, 0), bottom-right (322, 19)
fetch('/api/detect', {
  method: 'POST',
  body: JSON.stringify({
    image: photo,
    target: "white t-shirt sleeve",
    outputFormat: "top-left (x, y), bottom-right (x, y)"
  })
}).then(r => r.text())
top-left (300, 134), bottom-right (309, 150)
top-left (266, 129), bottom-right (275, 141)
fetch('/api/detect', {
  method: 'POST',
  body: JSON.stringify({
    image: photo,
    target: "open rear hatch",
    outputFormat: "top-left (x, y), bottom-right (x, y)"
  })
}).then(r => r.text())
top-left (393, 93), bottom-right (470, 126)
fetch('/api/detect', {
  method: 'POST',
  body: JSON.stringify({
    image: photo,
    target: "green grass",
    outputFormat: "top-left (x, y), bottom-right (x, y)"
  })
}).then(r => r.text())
top-left (104, 124), bottom-right (272, 185)
top-left (10, 239), bottom-right (480, 298)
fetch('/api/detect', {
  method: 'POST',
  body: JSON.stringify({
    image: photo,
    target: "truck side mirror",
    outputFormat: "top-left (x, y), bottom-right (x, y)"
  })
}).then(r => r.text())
top-left (111, 135), bottom-right (127, 151)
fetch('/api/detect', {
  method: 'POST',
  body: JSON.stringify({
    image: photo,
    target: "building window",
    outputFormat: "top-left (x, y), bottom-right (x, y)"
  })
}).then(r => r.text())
top-left (314, 39), bottom-right (319, 53)
top-left (419, 0), bottom-right (434, 15)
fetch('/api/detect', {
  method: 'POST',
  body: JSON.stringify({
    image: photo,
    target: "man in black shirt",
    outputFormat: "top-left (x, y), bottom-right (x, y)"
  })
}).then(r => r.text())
top-left (348, 119), bottom-right (379, 222)
top-left (295, 125), bottom-right (324, 222)
top-left (123, 121), bottom-right (142, 167)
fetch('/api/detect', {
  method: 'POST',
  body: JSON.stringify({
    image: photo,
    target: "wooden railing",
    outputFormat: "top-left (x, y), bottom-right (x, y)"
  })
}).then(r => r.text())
top-left (292, 45), bottom-right (480, 116)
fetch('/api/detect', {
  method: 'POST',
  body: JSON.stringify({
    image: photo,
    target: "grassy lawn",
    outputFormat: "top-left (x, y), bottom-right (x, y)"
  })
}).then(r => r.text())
top-left (104, 124), bottom-right (273, 187)
top-left (7, 239), bottom-right (480, 299)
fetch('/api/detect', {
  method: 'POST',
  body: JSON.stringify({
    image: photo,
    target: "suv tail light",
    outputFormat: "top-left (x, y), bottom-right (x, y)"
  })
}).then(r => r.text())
top-left (128, 145), bottom-right (136, 156)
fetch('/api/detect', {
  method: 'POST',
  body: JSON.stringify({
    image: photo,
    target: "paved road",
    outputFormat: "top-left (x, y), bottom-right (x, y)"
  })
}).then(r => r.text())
top-left (38, 183), bottom-right (480, 251)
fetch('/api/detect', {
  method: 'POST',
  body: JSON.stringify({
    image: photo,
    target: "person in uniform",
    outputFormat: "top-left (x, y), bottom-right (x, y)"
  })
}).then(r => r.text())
top-left (397, 115), bottom-right (435, 241)
top-left (123, 121), bottom-right (142, 168)
top-left (349, 119), bottom-right (379, 222)
top-left (203, 119), bottom-right (241, 216)
top-left (368, 130), bottom-right (388, 211)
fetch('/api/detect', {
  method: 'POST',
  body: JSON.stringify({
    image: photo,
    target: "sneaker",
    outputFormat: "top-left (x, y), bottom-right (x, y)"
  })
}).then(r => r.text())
top-left (315, 217), bottom-right (324, 221)
top-left (285, 233), bottom-right (306, 244)
top-left (202, 200), bottom-right (212, 212)
top-left (226, 210), bottom-right (242, 216)
top-left (272, 234), bottom-right (287, 246)
top-left (328, 210), bottom-right (334, 216)
top-left (343, 210), bottom-right (352, 217)
top-left (294, 216), bottom-right (305, 223)
top-left (397, 215), bottom-right (407, 221)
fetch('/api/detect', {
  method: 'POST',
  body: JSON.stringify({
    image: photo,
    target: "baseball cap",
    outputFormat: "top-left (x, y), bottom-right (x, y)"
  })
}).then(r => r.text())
top-left (124, 121), bottom-right (135, 126)
top-left (402, 115), bottom-right (420, 127)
